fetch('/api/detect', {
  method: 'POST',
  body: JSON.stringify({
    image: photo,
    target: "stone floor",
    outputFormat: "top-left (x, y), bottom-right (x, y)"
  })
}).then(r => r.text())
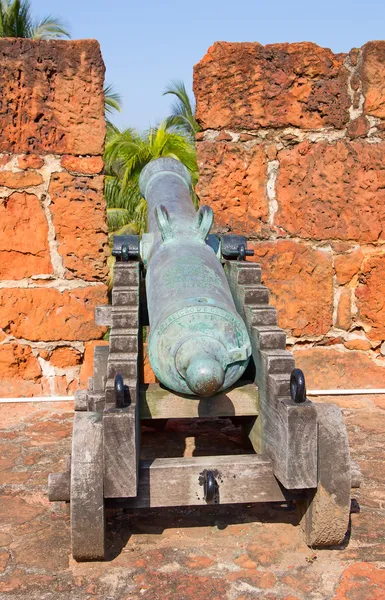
top-left (0, 394), bottom-right (384, 599)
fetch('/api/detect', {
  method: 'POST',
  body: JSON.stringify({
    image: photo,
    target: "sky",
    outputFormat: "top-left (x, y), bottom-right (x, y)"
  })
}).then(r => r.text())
top-left (34, 0), bottom-right (384, 131)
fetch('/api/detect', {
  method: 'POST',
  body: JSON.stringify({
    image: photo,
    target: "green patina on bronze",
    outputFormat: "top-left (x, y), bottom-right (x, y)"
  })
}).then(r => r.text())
top-left (139, 157), bottom-right (252, 397)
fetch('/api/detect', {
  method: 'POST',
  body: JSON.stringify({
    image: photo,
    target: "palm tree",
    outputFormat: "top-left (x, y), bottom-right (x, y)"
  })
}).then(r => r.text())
top-left (104, 121), bottom-right (198, 237)
top-left (104, 84), bottom-right (122, 126)
top-left (163, 80), bottom-right (200, 140)
top-left (0, 0), bottom-right (69, 39)
top-left (104, 122), bottom-right (198, 289)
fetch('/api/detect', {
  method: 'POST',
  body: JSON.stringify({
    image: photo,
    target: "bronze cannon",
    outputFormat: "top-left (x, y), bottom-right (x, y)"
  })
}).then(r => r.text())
top-left (49, 157), bottom-right (360, 561)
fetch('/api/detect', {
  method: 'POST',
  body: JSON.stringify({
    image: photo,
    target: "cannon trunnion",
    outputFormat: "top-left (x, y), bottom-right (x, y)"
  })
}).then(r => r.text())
top-left (48, 159), bottom-right (360, 561)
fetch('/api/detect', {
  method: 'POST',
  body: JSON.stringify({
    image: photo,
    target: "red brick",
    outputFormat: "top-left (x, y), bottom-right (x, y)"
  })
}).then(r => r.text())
top-left (250, 240), bottom-right (333, 336)
top-left (356, 253), bottom-right (385, 340)
top-left (49, 346), bottom-right (82, 368)
top-left (334, 249), bottom-right (364, 284)
top-left (276, 140), bottom-right (385, 242)
top-left (0, 39), bottom-right (105, 155)
top-left (79, 339), bottom-right (109, 386)
top-left (196, 141), bottom-right (268, 236)
top-left (294, 347), bottom-right (385, 389)
top-left (194, 42), bottom-right (349, 130)
top-left (0, 192), bottom-right (52, 279)
top-left (336, 287), bottom-right (351, 330)
top-left (347, 115), bottom-right (370, 138)
top-left (184, 555), bottom-right (214, 569)
top-left (0, 170), bottom-right (43, 187)
top-left (61, 155), bottom-right (104, 174)
top-left (50, 374), bottom-right (78, 395)
top-left (0, 285), bottom-right (107, 342)
top-left (17, 154), bottom-right (44, 169)
top-left (49, 172), bottom-right (108, 281)
top-left (343, 338), bottom-right (372, 350)
top-left (362, 41), bottom-right (385, 119)
top-left (0, 495), bottom-right (44, 527)
top-left (333, 562), bottom-right (385, 600)
top-left (233, 554), bottom-right (257, 569)
top-left (0, 342), bottom-right (43, 397)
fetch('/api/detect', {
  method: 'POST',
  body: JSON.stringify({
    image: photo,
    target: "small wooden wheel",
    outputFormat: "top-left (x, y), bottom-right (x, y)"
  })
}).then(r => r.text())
top-left (297, 403), bottom-right (352, 547)
top-left (70, 411), bottom-right (105, 561)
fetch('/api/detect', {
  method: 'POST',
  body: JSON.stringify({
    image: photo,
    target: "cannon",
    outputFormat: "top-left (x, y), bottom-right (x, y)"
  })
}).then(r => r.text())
top-left (49, 157), bottom-right (360, 561)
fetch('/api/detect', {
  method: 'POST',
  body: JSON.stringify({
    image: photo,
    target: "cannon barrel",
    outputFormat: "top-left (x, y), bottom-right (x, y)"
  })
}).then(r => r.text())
top-left (139, 158), bottom-right (251, 397)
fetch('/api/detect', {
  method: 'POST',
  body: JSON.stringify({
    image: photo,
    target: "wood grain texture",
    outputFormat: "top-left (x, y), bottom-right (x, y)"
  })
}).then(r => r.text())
top-left (103, 404), bottom-right (140, 498)
top-left (94, 305), bottom-right (112, 326)
top-left (125, 454), bottom-right (293, 508)
top-left (70, 412), bottom-right (105, 561)
top-left (93, 345), bottom-right (109, 391)
top-left (139, 382), bottom-right (258, 419)
top-left (48, 471), bottom-right (70, 502)
top-left (298, 403), bottom-right (352, 547)
top-left (225, 260), bottom-right (318, 489)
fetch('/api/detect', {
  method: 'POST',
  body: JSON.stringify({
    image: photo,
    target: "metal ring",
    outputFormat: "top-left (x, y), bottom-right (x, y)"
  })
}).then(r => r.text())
top-left (193, 205), bottom-right (214, 241)
top-left (290, 368), bottom-right (307, 403)
top-left (115, 374), bottom-right (125, 408)
top-left (204, 470), bottom-right (216, 504)
top-left (155, 205), bottom-right (175, 243)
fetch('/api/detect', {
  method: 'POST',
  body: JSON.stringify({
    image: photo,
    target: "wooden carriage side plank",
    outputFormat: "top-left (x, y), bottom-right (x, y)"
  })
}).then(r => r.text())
top-left (103, 405), bottom-right (140, 498)
top-left (71, 412), bottom-right (104, 561)
top-left (103, 261), bottom-right (141, 497)
top-left (94, 305), bottom-right (112, 327)
top-left (93, 345), bottom-right (109, 391)
top-left (298, 403), bottom-right (352, 547)
top-left (224, 261), bottom-right (318, 490)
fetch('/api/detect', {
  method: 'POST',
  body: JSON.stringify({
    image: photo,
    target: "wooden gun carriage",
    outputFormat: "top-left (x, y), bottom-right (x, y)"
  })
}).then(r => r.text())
top-left (49, 158), bottom-right (360, 561)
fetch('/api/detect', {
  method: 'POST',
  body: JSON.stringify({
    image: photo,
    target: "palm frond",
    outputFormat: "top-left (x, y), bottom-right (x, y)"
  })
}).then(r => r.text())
top-left (107, 207), bottom-right (132, 232)
top-left (0, 1), bottom-right (69, 39)
top-left (31, 15), bottom-right (70, 39)
top-left (104, 83), bottom-right (122, 116)
top-left (163, 80), bottom-right (200, 138)
top-left (103, 122), bottom-right (198, 235)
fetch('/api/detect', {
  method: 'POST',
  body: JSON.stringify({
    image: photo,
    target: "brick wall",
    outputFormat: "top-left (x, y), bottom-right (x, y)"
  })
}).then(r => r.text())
top-left (194, 41), bottom-right (385, 389)
top-left (0, 39), bottom-right (108, 397)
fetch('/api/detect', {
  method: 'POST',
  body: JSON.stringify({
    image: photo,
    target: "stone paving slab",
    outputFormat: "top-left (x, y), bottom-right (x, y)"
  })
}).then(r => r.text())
top-left (0, 396), bottom-right (384, 599)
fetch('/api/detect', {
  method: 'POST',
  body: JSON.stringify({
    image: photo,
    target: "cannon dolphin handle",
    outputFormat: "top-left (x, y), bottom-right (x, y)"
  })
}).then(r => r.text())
top-left (139, 157), bottom-right (251, 396)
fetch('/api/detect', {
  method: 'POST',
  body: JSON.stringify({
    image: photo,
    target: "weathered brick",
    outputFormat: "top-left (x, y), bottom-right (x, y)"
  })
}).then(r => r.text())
top-left (49, 172), bottom-right (108, 281)
top-left (356, 253), bottom-right (385, 340)
top-left (0, 38), bottom-right (105, 155)
top-left (336, 287), bottom-right (351, 330)
top-left (49, 346), bottom-right (82, 368)
top-left (334, 562), bottom-right (385, 600)
top-left (17, 154), bottom-right (44, 169)
top-left (0, 342), bottom-right (42, 397)
top-left (334, 249), bottom-right (364, 284)
top-left (0, 171), bottom-right (43, 188)
top-left (249, 240), bottom-right (333, 336)
top-left (0, 192), bottom-right (52, 279)
top-left (61, 155), bottom-right (104, 174)
top-left (294, 347), bottom-right (385, 389)
top-left (79, 339), bottom-right (109, 386)
top-left (347, 115), bottom-right (370, 139)
top-left (276, 140), bottom-right (385, 242)
top-left (361, 41), bottom-right (385, 119)
top-left (194, 42), bottom-right (349, 130)
top-left (196, 141), bottom-right (268, 235)
top-left (0, 286), bottom-right (107, 342)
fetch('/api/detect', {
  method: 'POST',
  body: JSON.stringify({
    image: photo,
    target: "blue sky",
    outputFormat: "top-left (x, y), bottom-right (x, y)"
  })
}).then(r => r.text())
top-left (35, 0), bottom-right (384, 131)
